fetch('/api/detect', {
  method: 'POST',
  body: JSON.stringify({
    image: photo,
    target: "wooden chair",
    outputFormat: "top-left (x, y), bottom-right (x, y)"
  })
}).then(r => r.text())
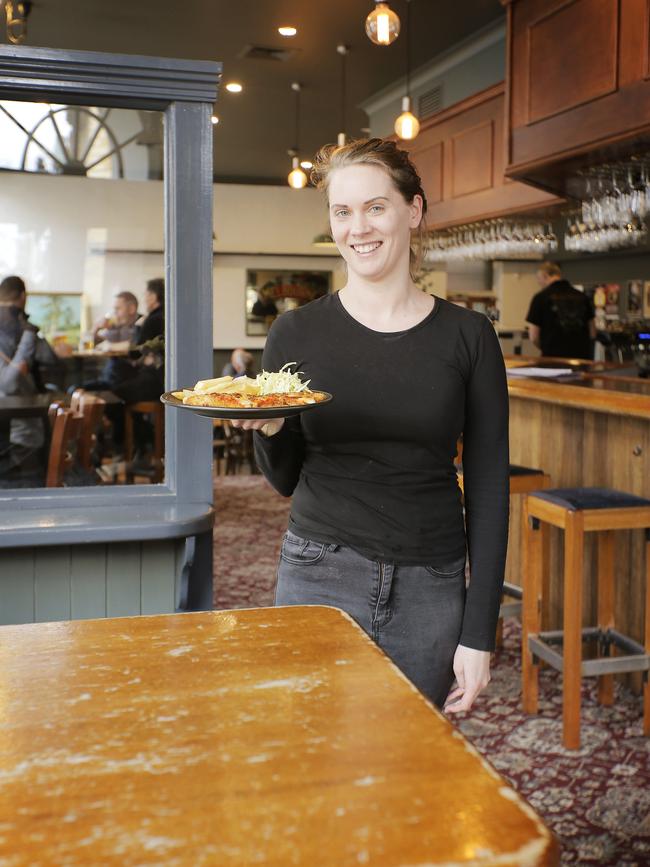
top-left (213, 420), bottom-right (239, 476)
top-left (46, 406), bottom-right (82, 487)
top-left (522, 487), bottom-right (650, 749)
top-left (69, 389), bottom-right (106, 471)
top-left (124, 401), bottom-right (164, 484)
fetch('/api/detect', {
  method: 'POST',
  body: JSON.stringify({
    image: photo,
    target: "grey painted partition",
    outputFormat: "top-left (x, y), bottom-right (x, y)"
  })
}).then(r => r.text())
top-left (0, 46), bottom-right (221, 624)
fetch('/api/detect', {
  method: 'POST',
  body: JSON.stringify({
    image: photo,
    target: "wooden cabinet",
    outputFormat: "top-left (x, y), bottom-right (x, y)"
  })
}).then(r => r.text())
top-left (503, 0), bottom-right (650, 194)
top-left (403, 83), bottom-right (561, 230)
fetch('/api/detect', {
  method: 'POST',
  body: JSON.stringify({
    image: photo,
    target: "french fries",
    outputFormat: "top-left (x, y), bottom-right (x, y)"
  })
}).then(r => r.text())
top-left (192, 376), bottom-right (260, 396)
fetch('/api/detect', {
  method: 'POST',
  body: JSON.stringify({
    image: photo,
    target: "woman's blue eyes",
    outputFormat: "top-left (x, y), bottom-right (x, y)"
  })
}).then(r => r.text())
top-left (334, 205), bottom-right (384, 217)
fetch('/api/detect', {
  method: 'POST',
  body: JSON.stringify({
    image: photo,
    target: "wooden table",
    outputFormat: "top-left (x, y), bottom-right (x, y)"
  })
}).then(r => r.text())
top-left (0, 393), bottom-right (55, 443)
top-left (0, 607), bottom-right (558, 866)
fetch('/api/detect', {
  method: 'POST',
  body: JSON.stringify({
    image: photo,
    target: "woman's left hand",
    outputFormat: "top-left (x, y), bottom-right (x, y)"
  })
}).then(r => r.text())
top-left (443, 645), bottom-right (491, 714)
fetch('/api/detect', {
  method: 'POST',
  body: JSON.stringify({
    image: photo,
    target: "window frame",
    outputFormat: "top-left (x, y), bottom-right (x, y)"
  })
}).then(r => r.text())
top-left (0, 45), bottom-right (220, 525)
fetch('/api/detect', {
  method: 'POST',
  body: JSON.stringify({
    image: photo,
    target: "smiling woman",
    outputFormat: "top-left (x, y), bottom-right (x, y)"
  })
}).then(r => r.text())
top-left (235, 138), bottom-right (511, 716)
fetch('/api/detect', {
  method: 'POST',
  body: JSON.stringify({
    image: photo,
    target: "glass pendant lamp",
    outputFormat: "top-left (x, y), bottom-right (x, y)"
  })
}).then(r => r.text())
top-left (286, 82), bottom-right (308, 189)
top-left (394, 1), bottom-right (420, 140)
top-left (365, 1), bottom-right (400, 46)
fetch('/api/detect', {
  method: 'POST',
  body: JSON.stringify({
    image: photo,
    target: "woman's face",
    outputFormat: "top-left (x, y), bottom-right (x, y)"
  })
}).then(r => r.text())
top-left (328, 163), bottom-right (422, 284)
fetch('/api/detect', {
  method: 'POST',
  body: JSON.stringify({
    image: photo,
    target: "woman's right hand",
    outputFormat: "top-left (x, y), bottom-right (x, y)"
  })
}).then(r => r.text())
top-left (230, 417), bottom-right (285, 437)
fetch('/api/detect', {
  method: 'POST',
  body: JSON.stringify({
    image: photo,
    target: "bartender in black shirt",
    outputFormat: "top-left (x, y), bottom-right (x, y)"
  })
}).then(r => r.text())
top-left (526, 261), bottom-right (596, 359)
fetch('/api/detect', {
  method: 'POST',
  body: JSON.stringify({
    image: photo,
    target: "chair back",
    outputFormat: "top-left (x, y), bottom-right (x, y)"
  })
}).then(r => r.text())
top-left (70, 389), bottom-right (106, 470)
top-left (46, 406), bottom-right (83, 487)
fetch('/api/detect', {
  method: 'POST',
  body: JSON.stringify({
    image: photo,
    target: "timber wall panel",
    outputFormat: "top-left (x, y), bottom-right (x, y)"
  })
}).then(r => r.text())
top-left (0, 550), bottom-right (35, 625)
top-left (34, 548), bottom-right (71, 623)
top-left (141, 541), bottom-right (177, 615)
top-left (71, 544), bottom-right (108, 620)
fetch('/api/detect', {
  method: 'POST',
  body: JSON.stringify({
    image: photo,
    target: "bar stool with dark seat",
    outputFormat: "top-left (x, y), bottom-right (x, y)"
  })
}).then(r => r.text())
top-left (457, 462), bottom-right (551, 641)
top-left (522, 487), bottom-right (650, 749)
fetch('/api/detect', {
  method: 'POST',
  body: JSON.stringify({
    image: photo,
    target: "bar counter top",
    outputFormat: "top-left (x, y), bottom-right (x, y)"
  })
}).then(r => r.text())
top-left (505, 358), bottom-right (650, 419)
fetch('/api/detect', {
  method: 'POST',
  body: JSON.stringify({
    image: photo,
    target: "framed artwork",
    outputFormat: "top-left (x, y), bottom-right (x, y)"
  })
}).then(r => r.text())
top-left (245, 269), bottom-right (331, 336)
top-left (644, 281), bottom-right (650, 318)
top-left (603, 283), bottom-right (621, 319)
top-left (625, 280), bottom-right (643, 319)
top-left (24, 292), bottom-right (82, 349)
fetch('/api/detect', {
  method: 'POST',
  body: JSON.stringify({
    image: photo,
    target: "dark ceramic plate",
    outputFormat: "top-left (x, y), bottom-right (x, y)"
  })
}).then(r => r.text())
top-left (160, 390), bottom-right (333, 420)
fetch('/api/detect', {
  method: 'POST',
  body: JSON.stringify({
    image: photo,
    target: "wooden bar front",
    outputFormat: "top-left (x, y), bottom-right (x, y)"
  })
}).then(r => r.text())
top-left (0, 607), bottom-right (558, 866)
top-left (506, 367), bottom-right (650, 661)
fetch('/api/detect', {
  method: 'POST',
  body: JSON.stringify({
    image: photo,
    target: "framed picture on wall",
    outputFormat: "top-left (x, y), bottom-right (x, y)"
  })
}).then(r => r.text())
top-left (24, 292), bottom-right (82, 350)
top-left (625, 280), bottom-right (644, 319)
top-left (644, 281), bottom-right (650, 318)
top-left (245, 269), bottom-right (331, 336)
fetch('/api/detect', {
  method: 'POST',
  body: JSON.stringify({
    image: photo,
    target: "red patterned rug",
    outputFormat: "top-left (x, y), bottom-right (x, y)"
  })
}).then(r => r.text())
top-left (213, 475), bottom-right (650, 866)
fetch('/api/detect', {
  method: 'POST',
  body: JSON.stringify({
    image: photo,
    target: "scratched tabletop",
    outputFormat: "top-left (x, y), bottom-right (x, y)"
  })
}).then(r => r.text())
top-left (0, 606), bottom-right (558, 866)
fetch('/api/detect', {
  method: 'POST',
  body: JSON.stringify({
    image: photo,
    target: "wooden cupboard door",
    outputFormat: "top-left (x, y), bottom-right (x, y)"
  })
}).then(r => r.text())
top-left (408, 136), bottom-right (444, 207)
top-left (450, 120), bottom-right (494, 197)
top-left (526, 0), bottom-right (618, 124)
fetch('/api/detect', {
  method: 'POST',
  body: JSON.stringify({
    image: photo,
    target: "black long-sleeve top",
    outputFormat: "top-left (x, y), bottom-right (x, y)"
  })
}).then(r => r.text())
top-left (254, 293), bottom-right (510, 651)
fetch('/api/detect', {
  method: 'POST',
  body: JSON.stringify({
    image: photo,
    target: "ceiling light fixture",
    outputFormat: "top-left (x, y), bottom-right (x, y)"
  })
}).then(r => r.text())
top-left (336, 44), bottom-right (349, 148)
top-left (365, 1), bottom-right (400, 46)
top-left (287, 82), bottom-right (308, 190)
top-left (394, 1), bottom-right (420, 140)
top-left (278, 26), bottom-right (297, 37)
top-left (225, 82), bottom-right (243, 93)
top-left (3, 0), bottom-right (31, 44)
top-left (211, 115), bottom-right (219, 125)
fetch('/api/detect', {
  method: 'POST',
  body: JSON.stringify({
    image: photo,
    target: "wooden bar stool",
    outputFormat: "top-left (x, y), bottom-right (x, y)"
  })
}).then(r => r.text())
top-left (124, 401), bottom-right (164, 484)
top-left (458, 463), bottom-right (551, 643)
top-left (522, 487), bottom-right (650, 750)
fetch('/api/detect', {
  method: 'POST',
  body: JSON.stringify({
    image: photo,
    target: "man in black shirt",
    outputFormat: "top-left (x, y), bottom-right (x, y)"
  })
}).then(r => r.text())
top-left (136, 278), bottom-right (164, 344)
top-left (526, 261), bottom-right (596, 359)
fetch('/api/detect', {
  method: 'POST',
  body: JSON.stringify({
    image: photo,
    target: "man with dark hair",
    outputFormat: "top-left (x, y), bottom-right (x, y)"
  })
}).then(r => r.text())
top-left (83, 291), bottom-right (140, 392)
top-left (526, 261), bottom-right (596, 359)
top-left (136, 278), bottom-right (164, 344)
top-left (0, 275), bottom-right (58, 479)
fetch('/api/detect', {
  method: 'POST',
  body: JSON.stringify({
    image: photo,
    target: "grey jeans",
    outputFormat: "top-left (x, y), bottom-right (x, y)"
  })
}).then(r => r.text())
top-left (275, 530), bottom-right (466, 708)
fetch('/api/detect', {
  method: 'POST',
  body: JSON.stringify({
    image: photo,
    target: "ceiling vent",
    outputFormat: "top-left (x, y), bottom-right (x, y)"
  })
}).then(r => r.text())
top-left (419, 85), bottom-right (443, 119)
top-left (239, 45), bottom-right (297, 62)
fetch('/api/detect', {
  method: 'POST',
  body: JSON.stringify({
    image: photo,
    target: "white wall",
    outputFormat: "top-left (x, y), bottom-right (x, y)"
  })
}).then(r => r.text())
top-left (492, 261), bottom-right (540, 330)
top-left (0, 172), bottom-right (340, 345)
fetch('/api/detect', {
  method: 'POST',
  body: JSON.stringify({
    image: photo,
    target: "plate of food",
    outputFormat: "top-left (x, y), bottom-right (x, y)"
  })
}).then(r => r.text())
top-left (161, 363), bottom-right (332, 419)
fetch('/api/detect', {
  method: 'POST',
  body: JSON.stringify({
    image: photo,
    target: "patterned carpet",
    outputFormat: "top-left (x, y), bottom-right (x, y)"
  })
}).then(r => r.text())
top-left (213, 475), bottom-right (650, 866)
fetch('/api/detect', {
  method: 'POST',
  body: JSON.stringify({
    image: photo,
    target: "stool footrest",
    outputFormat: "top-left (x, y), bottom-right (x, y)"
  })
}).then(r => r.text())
top-left (529, 630), bottom-right (650, 677)
top-left (502, 581), bottom-right (523, 600)
top-left (499, 601), bottom-right (522, 618)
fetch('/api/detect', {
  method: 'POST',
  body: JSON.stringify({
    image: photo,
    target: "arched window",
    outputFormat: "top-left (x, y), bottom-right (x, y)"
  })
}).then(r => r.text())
top-left (0, 102), bottom-right (162, 179)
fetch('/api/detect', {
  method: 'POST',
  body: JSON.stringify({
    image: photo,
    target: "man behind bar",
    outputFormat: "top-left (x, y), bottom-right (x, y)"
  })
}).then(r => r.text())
top-left (526, 261), bottom-right (596, 359)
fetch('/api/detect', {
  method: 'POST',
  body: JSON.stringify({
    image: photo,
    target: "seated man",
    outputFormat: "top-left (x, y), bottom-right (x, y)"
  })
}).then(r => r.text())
top-left (221, 347), bottom-right (254, 379)
top-left (136, 278), bottom-right (164, 344)
top-left (84, 291), bottom-right (140, 391)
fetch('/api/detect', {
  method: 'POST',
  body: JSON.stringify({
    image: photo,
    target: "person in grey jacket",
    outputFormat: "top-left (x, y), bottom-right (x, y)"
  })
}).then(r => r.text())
top-left (0, 276), bottom-right (58, 477)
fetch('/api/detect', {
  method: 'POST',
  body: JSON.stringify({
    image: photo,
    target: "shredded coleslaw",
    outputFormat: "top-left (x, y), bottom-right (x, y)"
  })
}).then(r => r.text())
top-left (255, 362), bottom-right (311, 394)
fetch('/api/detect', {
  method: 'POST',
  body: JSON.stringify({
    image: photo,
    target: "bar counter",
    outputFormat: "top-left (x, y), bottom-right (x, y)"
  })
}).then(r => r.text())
top-left (505, 358), bottom-right (649, 661)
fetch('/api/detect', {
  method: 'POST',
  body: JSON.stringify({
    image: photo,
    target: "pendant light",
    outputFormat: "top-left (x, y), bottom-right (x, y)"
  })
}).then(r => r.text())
top-left (365, 1), bottom-right (400, 46)
top-left (337, 44), bottom-right (349, 147)
top-left (394, 0), bottom-right (420, 140)
top-left (287, 82), bottom-right (308, 189)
